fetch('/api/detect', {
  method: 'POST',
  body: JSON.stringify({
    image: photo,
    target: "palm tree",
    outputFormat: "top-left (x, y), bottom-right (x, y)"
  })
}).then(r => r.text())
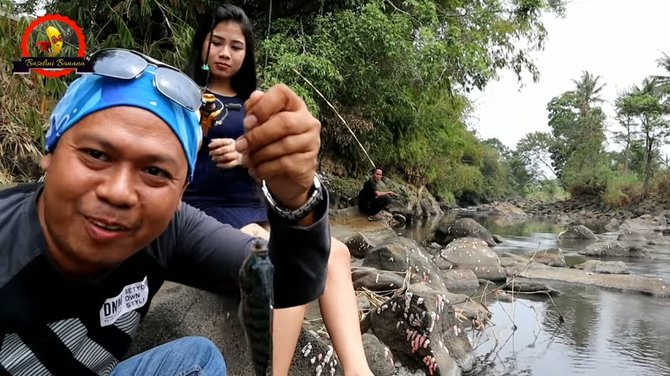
top-left (571, 70), bottom-right (605, 117)
top-left (652, 52), bottom-right (670, 112)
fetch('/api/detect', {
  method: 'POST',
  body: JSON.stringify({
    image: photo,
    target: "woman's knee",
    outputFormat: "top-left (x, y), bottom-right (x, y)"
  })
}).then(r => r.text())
top-left (327, 238), bottom-right (352, 273)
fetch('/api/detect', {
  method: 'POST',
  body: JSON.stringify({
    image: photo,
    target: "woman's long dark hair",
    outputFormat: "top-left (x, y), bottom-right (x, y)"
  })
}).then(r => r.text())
top-left (185, 4), bottom-right (257, 100)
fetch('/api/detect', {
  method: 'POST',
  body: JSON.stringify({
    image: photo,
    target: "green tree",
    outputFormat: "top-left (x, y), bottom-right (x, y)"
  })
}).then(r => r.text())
top-left (546, 71), bottom-right (609, 195)
top-left (617, 79), bottom-right (669, 195)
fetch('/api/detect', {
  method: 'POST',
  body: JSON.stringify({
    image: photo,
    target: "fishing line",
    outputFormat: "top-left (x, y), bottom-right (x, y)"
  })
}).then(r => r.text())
top-left (291, 68), bottom-right (376, 169)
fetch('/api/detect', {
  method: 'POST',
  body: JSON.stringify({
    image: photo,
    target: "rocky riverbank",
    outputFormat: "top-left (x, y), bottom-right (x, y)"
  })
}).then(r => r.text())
top-left (131, 199), bottom-right (670, 375)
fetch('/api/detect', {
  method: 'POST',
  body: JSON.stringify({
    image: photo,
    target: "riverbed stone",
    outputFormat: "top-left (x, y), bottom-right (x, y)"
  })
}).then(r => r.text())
top-left (362, 333), bottom-right (396, 376)
top-left (345, 232), bottom-right (376, 259)
top-left (573, 260), bottom-right (630, 274)
top-left (438, 237), bottom-right (506, 282)
top-left (368, 283), bottom-right (475, 376)
top-left (432, 217), bottom-right (497, 247)
top-left (557, 225), bottom-right (598, 241)
top-left (441, 269), bottom-right (480, 291)
top-left (530, 248), bottom-right (566, 267)
top-left (363, 237), bottom-right (447, 291)
top-left (579, 241), bottom-right (651, 259)
top-left (129, 282), bottom-right (340, 375)
top-left (352, 266), bottom-right (406, 291)
top-left (501, 278), bottom-right (560, 296)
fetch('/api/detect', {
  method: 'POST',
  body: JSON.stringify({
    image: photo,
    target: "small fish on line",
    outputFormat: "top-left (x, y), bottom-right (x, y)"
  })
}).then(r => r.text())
top-left (238, 240), bottom-right (274, 376)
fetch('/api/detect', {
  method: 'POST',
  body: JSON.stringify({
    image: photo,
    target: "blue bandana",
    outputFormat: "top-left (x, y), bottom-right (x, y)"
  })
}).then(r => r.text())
top-left (46, 67), bottom-right (202, 180)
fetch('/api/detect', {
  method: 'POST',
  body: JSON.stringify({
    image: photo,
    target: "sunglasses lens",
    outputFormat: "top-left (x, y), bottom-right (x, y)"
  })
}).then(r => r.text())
top-left (155, 67), bottom-right (202, 112)
top-left (92, 49), bottom-right (147, 80)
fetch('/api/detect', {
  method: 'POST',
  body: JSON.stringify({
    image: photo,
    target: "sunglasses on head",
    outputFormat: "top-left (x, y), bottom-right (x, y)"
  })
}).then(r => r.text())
top-left (87, 48), bottom-right (202, 112)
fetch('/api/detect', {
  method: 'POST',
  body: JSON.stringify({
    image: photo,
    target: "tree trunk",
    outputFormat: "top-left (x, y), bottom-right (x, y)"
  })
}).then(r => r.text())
top-left (643, 134), bottom-right (653, 197)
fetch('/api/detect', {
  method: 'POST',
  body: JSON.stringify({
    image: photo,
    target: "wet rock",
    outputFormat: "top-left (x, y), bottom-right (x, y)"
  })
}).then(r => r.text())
top-left (492, 234), bottom-right (505, 244)
top-left (368, 284), bottom-right (475, 376)
top-left (345, 232), bottom-right (376, 259)
top-left (362, 333), bottom-right (396, 376)
top-left (442, 291), bottom-right (491, 326)
top-left (441, 269), bottom-right (480, 291)
top-left (557, 225), bottom-right (598, 241)
top-left (432, 217), bottom-right (497, 247)
top-left (618, 216), bottom-right (670, 245)
top-left (472, 280), bottom-right (513, 303)
top-left (363, 238), bottom-right (446, 291)
top-left (501, 278), bottom-right (560, 296)
top-left (493, 202), bottom-right (527, 216)
top-left (352, 267), bottom-right (406, 291)
top-left (530, 248), bottom-right (566, 267)
top-left (579, 241), bottom-right (652, 259)
top-left (499, 252), bottom-right (531, 268)
top-left (438, 237), bottom-right (506, 282)
top-left (573, 260), bottom-right (630, 274)
top-left (393, 213), bottom-right (408, 224)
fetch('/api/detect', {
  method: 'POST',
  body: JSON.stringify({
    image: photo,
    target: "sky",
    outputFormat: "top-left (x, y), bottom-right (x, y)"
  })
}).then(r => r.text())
top-left (469, 0), bottom-right (670, 152)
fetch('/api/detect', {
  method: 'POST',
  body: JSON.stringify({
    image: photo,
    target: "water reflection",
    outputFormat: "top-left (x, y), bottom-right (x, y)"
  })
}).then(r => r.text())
top-left (473, 285), bottom-right (670, 376)
top-left (398, 212), bottom-right (670, 375)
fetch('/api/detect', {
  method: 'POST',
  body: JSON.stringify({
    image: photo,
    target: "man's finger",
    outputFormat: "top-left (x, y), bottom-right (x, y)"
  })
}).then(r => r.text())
top-left (246, 132), bottom-right (318, 167)
top-left (244, 84), bottom-right (306, 126)
top-left (243, 111), bottom-right (319, 154)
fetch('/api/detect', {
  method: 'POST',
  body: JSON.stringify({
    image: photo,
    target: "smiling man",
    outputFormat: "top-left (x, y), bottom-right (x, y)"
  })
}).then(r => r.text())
top-left (0, 49), bottom-right (330, 375)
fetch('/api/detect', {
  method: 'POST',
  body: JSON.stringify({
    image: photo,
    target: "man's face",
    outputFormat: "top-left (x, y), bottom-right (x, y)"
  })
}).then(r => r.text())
top-left (373, 169), bottom-right (383, 182)
top-left (38, 106), bottom-right (188, 275)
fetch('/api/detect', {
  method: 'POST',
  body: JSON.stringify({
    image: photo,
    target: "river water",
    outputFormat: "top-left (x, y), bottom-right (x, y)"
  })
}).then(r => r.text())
top-left (399, 211), bottom-right (670, 376)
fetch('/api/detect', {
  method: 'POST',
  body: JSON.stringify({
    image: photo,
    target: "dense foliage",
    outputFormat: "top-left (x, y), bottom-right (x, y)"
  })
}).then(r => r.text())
top-left (1, 0), bottom-right (566, 203)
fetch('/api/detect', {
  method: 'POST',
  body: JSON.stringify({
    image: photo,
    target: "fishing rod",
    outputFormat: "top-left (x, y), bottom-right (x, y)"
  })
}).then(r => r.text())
top-left (291, 68), bottom-right (377, 170)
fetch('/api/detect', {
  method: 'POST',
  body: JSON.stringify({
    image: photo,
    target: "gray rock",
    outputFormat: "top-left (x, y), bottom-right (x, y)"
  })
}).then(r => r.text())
top-left (362, 238), bottom-right (446, 291)
top-left (129, 282), bottom-right (340, 375)
top-left (579, 241), bottom-right (652, 259)
top-left (501, 278), bottom-right (560, 296)
top-left (362, 334), bottom-right (396, 376)
top-left (441, 269), bottom-right (480, 291)
top-left (368, 284), bottom-right (474, 376)
top-left (558, 225), bottom-right (598, 241)
top-left (345, 232), bottom-right (376, 259)
top-left (492, 234), bottom-right (505, 244)
top-left (432, 217), bottom-right (497, 247)
top-left (573, 260), bottom-right (630, 274)
top-left (530, 248), bottom-right (566, 267)
top-left (352, 267), bottom-right (406, 291)
top-left (439, 237), bottom-right (506, 282)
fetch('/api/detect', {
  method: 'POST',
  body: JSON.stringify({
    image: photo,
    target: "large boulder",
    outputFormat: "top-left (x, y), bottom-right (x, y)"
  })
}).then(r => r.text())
top-left (617, 215), bottom-right (670, 246)
top-left (578, 241), bottom-right (652, 259)
top-left (352, 267), bottom-right (406, 291)
top-left (438, 237), bottom-right (506, 282)
top-left (573, 260), bottom-right (630, 274)
top-left (129, 282), bottom-right (340, 375)
top-left (368, 284), bottom-right (475, 376)
top-left (529, 248), bottom-right (566, 267)
top-left (363, 237), bottom-right (447, 292)
top-left (384, 180), bottom-right (444, 221)
top-left (432, 218), bottom-right (497, 247)
top-left (557, 225), bottom-right (598, 241)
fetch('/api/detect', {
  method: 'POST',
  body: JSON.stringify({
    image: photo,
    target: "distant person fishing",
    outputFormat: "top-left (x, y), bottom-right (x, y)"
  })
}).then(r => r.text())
top-left (358, 167), bottom-right (397, 221)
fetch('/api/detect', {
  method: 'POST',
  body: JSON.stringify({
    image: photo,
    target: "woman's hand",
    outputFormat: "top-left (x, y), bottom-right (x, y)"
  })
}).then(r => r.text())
top-left (209, 138), bottom-right (242, 169)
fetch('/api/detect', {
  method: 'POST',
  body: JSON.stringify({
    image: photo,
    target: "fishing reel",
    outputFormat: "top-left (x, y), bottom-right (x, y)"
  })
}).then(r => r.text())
top-left (199, 91), bottom-right (242, 137)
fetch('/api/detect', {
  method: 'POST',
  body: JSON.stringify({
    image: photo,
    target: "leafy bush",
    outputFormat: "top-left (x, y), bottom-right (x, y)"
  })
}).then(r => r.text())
top-left (602, 173), bottom-right (642, 207)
